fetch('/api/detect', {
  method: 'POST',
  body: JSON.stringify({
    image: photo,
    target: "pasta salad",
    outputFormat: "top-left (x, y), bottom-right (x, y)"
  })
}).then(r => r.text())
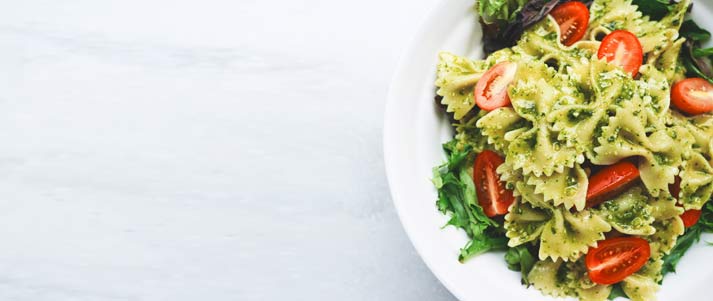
top-left (432, 0), bottom-right (713, 300)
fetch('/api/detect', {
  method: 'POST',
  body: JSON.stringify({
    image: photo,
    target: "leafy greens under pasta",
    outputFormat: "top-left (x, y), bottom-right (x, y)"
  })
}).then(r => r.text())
top-left (432, 0), bottom-right (713, 300)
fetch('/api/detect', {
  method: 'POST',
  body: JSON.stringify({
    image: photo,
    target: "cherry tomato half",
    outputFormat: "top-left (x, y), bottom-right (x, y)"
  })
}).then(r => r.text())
top-left (670, 177), bottom-right (702, 228)
top-left (550, 1), bottom-right (590, 46)
top-left (597, 30), bottom-right (643, 77)
top-left (473, 150), bottom-right (515, 217)
top-left (474, 62), bottom-right (517, 111)
top-left (671, 78), bottom-right (713, 115)
top-left (586, 161), bottom-right (640, 208)
top-left (586, 237), bottom-right (651, 285)
top-left (681, 209), bottom-right (702, 228)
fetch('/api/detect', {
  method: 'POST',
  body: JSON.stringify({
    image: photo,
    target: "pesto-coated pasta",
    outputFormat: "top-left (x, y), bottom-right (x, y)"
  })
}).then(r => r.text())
top-left (596, 187), bottom-right (656, 236)
top-left (433, 0), bottom-right (711, 300)
top-left (528, 258), bottom-right (611, 301)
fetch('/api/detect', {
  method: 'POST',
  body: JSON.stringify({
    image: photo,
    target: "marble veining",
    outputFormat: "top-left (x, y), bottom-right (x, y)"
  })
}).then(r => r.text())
top-left (0, 0), bottom-right (455, 300)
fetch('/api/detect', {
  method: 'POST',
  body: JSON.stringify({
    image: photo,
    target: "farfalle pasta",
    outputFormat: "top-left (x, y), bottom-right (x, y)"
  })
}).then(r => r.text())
top-left (431, 0), bottom-right (713, 300)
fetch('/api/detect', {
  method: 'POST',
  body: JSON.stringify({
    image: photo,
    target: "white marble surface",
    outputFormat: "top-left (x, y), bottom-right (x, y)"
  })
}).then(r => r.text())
top-left (0, 0), bottom-right (457, 300)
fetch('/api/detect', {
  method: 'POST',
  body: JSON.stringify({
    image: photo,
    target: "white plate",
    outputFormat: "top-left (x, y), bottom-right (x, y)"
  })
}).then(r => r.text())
top-left (383, 0), bottom-right (713, 300)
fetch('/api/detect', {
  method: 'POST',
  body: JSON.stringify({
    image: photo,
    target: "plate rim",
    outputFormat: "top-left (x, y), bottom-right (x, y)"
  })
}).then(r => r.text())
top-left (382, 1), bottom-right (713, 300)
top-left (383, 0), bottom-right (471, 299)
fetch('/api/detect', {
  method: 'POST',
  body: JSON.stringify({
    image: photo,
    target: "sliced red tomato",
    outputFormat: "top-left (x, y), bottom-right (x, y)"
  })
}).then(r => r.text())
top-left (669, 177), bottom-right (702, 228)
top-left (473, 150), bottom-right (514, 217)
top-left (597, 30), bottom-right (643, 77)
top-left (474, 62), bottom-right (517, 111)
top-left (586, 161), bottom-right (640, 208)
top-left (671, 78), bottom-right (713, 115)
top-left (681, 209), bottom-right (702, 228)
top-left (549, 1), bottom-right (589, 46)
top-left (586, 237), bottom-right (651, 285)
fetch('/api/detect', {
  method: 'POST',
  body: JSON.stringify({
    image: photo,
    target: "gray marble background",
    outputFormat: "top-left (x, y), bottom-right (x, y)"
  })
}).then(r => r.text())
top-left (0, 0), bottom-right (457, 300)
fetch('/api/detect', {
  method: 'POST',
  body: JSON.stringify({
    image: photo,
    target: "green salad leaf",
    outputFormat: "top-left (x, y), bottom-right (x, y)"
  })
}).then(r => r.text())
top-left (477, 0), bottom-right (529, 24)
top-left (661, 202), bottom-right (713, 276)
top-left (433, 139), bottom-right (508, 262)
top-left (698, 201), bottom-right (713, 232)
top-left (505, 245), bottom-right (537, 283)
top-left (631, 0), bottom-right (713, 83)
top-left (478, 0), bottom-right (562, 54)
top-left (681, 19), bottom-right (711, 42)
top-left (607, 283), bottom-right (627, 300)
top-left (682, 52), bottom-right (713, 83)
top-left (631, 0), bottom-right (676, 20)
top-left (661, 224), bottom-right (701, 276)
top-left (693, 47), bottom-right (713, 57)
top-left (679, 19), bottom-right (713, 83)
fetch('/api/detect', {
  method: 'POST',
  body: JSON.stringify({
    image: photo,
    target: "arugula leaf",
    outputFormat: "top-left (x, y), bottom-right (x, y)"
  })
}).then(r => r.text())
top-left (662, 202), bottom-right (713, 277)
top-left (680, 19), bottom-right (713, 83)
top-left (607, 283), bottom-right (627, 300)
top-left (480, 0), bottom-right (561, 54)
top-left (631, 0), bottom-right (675, 20)
top-left (460, 232), bottom-right (509, 262)
top-left (477, 0), bottom-right (529, 24)
top-left (662, 224), bottom-right (702, 276)
top-left (433, 139), bottom-right (508, 262)
top-left (505, 245), bottom-right (536, 283)
top-left (682, 45), bottom-right (713, 83)
top-left (697, 202), bottom-right (713, 232)
top-left (693, 47), bottom-right (713, 58)
top-left (681, 20), bottom-right (712, 41)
